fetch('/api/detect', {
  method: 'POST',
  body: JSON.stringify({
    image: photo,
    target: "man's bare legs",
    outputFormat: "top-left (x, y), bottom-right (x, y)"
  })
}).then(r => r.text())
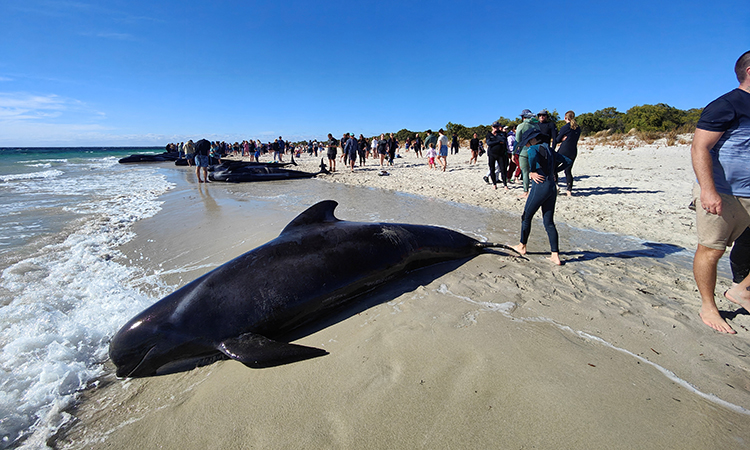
top-left (694, 244), bottom-right (735, 333)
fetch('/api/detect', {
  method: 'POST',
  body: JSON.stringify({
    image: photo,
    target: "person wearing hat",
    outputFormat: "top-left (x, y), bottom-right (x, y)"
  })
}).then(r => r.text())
top-left (485, 122), bottom-right (509, 189)
top-left (511, 129), bottom-right (572, 265)
top-left (514, 109), bottom-right (541, 198)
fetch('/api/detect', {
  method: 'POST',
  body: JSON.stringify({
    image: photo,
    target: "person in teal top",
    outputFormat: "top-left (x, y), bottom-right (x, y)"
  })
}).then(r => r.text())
top-left (514, 109), bottom-right (540, 197)
top-left (511, 129), bottom-right (571, 265)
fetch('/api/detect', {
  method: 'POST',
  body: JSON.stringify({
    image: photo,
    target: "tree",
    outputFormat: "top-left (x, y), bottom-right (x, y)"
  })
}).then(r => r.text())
top-left (624, 103), bottom-right (685, 132)
top-left (394, 128), bottom-right (415, 142)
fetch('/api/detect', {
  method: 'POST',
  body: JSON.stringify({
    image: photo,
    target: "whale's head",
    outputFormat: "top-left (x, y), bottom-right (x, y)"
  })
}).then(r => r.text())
top-left (109, 298), bottom-right (225, 378)
top-left (109, 312), bottom-right (168, 378)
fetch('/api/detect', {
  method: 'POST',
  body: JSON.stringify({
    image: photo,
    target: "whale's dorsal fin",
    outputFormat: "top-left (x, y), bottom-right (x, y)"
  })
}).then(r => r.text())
top-left (281, 200), bottom-right (340, 234)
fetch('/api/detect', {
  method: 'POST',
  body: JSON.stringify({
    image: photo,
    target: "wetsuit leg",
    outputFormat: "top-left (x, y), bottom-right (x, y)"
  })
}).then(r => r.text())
top-left (730, 227), bottom-right (750, 284)
top-left (488, 152), bottom-right (499, 185)
top-left (500, 152), bottom-right (509, 187)
top-left (540, 184), bottom-right (559, 252)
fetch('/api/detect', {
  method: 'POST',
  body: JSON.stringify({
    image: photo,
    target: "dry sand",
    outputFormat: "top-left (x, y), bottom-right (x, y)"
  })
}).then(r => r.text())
top-left (56, 139), bottom-right (750, 449)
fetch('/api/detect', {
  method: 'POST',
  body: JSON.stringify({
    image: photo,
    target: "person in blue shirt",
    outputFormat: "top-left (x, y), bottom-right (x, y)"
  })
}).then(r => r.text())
top-left (511, 130), bottom-right (571, 265)
top-left (691, 50), bottom-right (750, 334)
top-left (344, 133), bottom-right (359, 172)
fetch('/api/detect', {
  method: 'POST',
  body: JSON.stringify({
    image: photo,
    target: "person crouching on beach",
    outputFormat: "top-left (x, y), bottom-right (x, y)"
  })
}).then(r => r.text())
top-left (511, 130), bottom-right (572, 265)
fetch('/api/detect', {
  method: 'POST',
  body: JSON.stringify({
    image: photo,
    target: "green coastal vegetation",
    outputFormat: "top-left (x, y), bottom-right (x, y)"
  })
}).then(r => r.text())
top-left (289, 103), bottom-right (701, 147)
top-left (388, 103), bottom-right (702, 144)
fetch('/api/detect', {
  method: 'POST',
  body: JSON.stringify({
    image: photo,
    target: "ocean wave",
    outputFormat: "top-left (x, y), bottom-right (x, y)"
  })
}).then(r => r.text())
top-left (0, 169), bottom-right (174, 448)
top-left (17, 159), bottom-right (68, 165)
top-left (0, 170), bottom-right (64, 183)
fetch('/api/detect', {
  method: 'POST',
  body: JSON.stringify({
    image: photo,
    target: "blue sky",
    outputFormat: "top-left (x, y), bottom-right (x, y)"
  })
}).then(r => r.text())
top-left (0, 0), bottom-right (748, 146)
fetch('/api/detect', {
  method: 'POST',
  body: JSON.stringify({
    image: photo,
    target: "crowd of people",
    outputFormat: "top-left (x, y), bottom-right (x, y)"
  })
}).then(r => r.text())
top-left (165, 110), bottom-right (583, 263)
top-left (161, 49), bottom-right (750, 336)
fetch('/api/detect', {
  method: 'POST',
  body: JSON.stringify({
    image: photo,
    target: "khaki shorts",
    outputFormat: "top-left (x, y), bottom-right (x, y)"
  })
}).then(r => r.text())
top-left (693, 182), bottom-right (750, 250)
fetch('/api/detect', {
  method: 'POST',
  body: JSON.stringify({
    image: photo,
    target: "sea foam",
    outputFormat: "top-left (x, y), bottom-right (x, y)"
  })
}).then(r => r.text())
top-left (0, 158), bottom-right (174, 448)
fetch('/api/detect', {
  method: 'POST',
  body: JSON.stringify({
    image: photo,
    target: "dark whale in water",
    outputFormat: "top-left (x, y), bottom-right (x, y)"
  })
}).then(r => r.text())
top-left (109, 200), bottom-right (517, 377)
top-left (208, 159), bottom-right (328, 182)
top-left (118, 151), bottom-right (180, 163)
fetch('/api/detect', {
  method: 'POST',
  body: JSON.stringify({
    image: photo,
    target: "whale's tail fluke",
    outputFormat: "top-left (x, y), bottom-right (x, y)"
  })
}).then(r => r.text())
top-left (476, 242), bottom-right (522, 255)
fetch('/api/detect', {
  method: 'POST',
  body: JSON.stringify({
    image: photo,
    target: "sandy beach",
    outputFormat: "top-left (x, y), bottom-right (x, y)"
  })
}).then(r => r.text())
top-left (56, 138), bottom-right (750, 449)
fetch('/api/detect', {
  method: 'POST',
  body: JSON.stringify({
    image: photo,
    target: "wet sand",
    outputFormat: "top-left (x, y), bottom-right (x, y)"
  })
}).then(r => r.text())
top-left (57, 139), bottom-right (750, 449)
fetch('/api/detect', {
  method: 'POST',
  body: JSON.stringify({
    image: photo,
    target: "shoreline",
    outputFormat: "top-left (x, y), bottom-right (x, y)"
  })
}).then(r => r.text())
top-left (56, 143), bottom-right (750, 449)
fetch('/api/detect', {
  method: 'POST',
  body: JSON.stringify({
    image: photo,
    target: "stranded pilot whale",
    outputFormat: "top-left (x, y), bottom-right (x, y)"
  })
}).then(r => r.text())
top-left (109, 200), bottom-right (518, 377)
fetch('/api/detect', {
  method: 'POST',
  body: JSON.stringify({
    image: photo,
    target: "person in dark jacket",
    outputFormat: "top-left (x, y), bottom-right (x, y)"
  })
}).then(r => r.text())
top-left (485, 123), bottom-right (509, 190)
top-left (537, 109), bottom-right (558, 150)
top-left (451, 134), bottom-right (460, 155)
top-left (357, 134), bottom-right (368, 166)
top-left (194, 138), bottom-right (211, 183)
top-left (413, 133), bottom-right (423, 158)
top-left (469, 133), bottom-right (479, 164)
top-left (556, 110), bottom-right (582, 195)
top-left (387, 133), bottom-right (398, 165)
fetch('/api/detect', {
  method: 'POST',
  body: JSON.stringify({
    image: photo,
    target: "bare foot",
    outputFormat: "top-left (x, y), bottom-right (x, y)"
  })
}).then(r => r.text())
top-left (700, 307), bottom-right (736, 334)
top-left (547, 252), bottom-right (562, 265)
top-left (566, 191), bottom-right (572, 197)
top-left (724, 287), bottom-right (750, 313)
top-left (511, 243), bottom-right (526, 255)
top-left (518, 192), bottom-right (528, 199)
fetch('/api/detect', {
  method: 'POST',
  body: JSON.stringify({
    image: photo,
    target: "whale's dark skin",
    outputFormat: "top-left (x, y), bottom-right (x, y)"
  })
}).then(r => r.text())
top-left (109, 200), bottom-right (517, 377)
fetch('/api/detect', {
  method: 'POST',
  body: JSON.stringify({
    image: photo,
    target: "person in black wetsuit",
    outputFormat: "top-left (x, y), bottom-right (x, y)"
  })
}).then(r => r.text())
top-left (469, 133), bottom-right (479, 164)
top-left (731, 227), bottom-right (750, 284)
top-left (537, 109), bottom-right (558, 150)
top-left (357, 134), bottom-right (368, 166)
top-left (451, 134), bottom-right (459, 155)
top-left (387, 133), bottom-right (398, 165)
top-left (485, 122), bottom-right (509, 190)
top-left (556, 110), bottom-right (582, 196)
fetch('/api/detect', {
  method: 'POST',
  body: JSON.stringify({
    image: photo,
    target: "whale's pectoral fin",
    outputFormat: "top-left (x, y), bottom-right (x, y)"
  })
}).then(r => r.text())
top-left (218, 332), bottom-right (328, 368)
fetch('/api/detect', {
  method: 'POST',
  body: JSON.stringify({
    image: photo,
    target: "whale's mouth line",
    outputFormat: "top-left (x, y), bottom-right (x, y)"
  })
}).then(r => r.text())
top-left (121, 345), bottom-right (157, 378)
